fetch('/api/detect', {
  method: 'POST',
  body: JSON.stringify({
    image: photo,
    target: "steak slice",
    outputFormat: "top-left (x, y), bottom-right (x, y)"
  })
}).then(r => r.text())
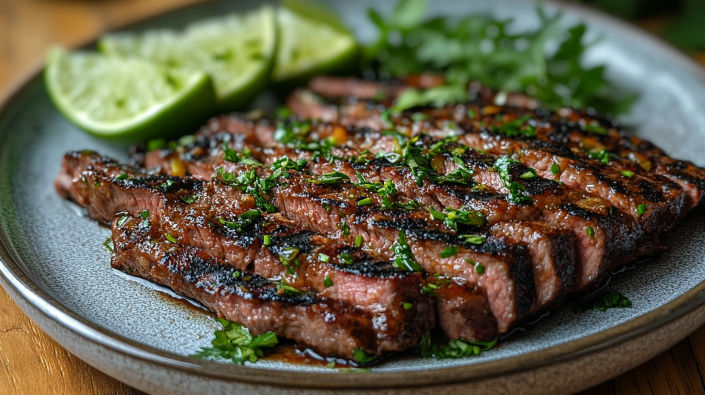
top-left (57, 151), bottom-right (436, 352)
top-left (158, 116), bottom-right (639, 294)
top-left (286, 88), bottom-right (689, 241)
top-left (133, 150), bottom-right (536, 333)
top-left (299, 76), bottom-right (705, 209)
top-left (111, 237), bottom-right (380, 361)
top-left (432, 277), bottom-right (498, 342)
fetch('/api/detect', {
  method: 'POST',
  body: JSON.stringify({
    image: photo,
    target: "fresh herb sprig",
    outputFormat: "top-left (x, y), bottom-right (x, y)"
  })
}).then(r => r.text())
top-left (392, 230), bottom-right (423, 271)
top-left (192, 318), bottom-right (278, 364)
top-left (428, 206), bottom-right (485, 231)
top-left (574, 291), bottom-right (632, 313)
top-left (493, 157), bottom-right (533, 204)
top-left (366, 0), bottom-right (636, 115)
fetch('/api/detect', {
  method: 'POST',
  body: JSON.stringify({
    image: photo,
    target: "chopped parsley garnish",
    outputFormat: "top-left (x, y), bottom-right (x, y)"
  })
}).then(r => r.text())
top-left (308, 171), bottom-right (350, 185)
top-left (223, 147), bottom-right (261, 166)
top-left (493, 157), bottom-right (532, 204)
top-left (620, 170), bottom-right (634, 178)
top-left (550, 162), bottom-right (560, 175)
top-left (338, 252), bottom-right (354, 265)
top-left (140, 210), bottom-right (149, 219)
top-left (461, 235), bottom-right (485, 245)
top-left (582, 123), bottom-right (608, 135)
top-left (216, 210), bottom-right (261, 232)
top-left (637, 204), bottom-right (648, 216)
top-left (277, 280), bottom-right (302, 296)
top-left (428, 206), bottom-right (485, 231)
top-left (159, 180), bottom-right (174, 190)
top-left (357, 197), bottom-right (373, 206)
top-left (585, 226), bottom-right (595, 238)
top-left (115, 173), bottom-right (130, 181)
top-left (269, 156), bottom-right (307, 172)
top-left (180, 194), bottom-right (201, 204)
top-left (352, 347), bottom-right (377, 364)
top-left (165, 234), bottom-right (178, 243)
top-left (103, 237), bottom-right (114, 252)
top-left (215, 167), bottom-right (278, 213)
top-left (192, 318), bottom-right (278, 364)
top-left (323, 276), bottom-right (333, 287)
top-left (354, 172), bottom-right (400, 209)
top-left (392, 230), bottom-right (423, 272)
top-left (338, 218), bottom-right (350, 236)
top-left (574, 291), bottom-right (632, 313)
top-left (440, 246), bottom-right (459, 258)
top-left (117, 214), bottom-right (129, 227)
top-left (492, 116), bottom-right (537, 138)
top-left (588, 149), bottom-right (613, 165)
top-left (277, 247), bottom-right (300, 267)
top-left (420, 332), bottom-right (497, 359)
top-left (355, 235), bottom-right (363, 248)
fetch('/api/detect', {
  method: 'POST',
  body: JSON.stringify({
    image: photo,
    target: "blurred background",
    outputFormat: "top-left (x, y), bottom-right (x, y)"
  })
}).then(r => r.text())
top-left (2, 0), bottom-right (705, 101)
top-left (1, 0), bottom-right (705, 394)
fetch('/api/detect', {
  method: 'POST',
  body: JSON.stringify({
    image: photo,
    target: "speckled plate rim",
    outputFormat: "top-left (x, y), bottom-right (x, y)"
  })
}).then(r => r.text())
top-left (2, 0), bottom-right (705, 390)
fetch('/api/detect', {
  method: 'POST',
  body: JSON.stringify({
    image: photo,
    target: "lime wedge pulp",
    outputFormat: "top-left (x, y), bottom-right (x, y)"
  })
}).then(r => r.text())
top-left (272, 0), bottom-right (359, 84)
top-left (99, 6), bottom-right (277, 111)
top-left (44, 47), bottom-right (216, 141)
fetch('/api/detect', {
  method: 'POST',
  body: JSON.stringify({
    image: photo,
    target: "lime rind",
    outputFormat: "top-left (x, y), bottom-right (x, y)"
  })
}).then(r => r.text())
top-left (45, 47), bottom-right (216, 141)
top-left (99, 6), bottom-right (277, 111)
top-left (272, 4), bottom-right (360, 84)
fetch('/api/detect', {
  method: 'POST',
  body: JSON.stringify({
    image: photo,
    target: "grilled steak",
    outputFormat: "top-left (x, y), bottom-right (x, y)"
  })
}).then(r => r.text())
top-left (149, 115), bottom-right (642, 296)
top-left (287, 78), bottom-right (696, 240)
top-left (111, 225), bottom-right (379, 360)
top-left (136, 145), bottom-right (538, 333)
top-left (57, 151), bottom-right (437, 352)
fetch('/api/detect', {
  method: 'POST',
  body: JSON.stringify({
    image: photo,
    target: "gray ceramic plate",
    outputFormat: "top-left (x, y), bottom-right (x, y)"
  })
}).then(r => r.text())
top-left (3, 1), bottom-right (705, 394)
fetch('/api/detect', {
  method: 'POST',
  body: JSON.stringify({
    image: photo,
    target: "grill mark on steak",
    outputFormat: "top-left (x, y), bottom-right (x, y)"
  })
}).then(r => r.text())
top-left (302, 76), bottom-right (705, 209)
top-left (133, 148), bottom-right (537, 333)
top-left (164, 116), bottom-right (645, 294)
top-left (285, 85), bottom-right (690, 242)
top-left (110, 236), bottom-right (380, 360)
top-left (58, 151), bottom-right (436, 351)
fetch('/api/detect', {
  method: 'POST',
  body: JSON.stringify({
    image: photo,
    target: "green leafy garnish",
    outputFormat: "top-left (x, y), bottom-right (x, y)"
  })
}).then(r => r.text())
top-left (192, 318), bottom-right (278, 364)
top-left (550, 162), bottom-right (561, 175)
top-left (180, 194), bottom-right (201, 204)
top-left (366, 1), bottom-right (636, 114)
top-left (165, 234), bottom-right (178, 243)
top-left (223, 147), bottom-right (261, 166)
top-left (588, 149), bottom-right (613, 165)
top-left (338, 252), bottom-right (355, 265)
top-left (585, 226), bottom-right (594, 238)
top-left (428, 206), bottom-right (485, 231)
top-left (493, 157), bottom-right (532, 204)
top-left (323, 276), bottom-right (333, 287)
top-left (620, 170), bottom-right (634, 178)
top-left (392, 230), bottom-right (423, 272)
top-left (440, 246), bottom-right (459, 258)
top-left (352, 347), bottom-right (377, 364)
top-left (420, 332), bottom-right (497, 359)
top-left (574, 291), bottom-right (632, 313)
top-left (309, 171), bottom-right (351, 185)
top-left (216, 210), bottom-right (261, 232)
top-left (637, 204), bottom-right (648, 216)
top-left (318, 253), bottom-right (330, 263)
top-left (461, 234), bottom-right (485, 245)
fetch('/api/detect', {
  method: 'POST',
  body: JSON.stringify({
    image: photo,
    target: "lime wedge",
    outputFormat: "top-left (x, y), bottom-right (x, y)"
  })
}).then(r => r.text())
top-left (99, 6), bottom-right (276, 111)
top-left (272, 0), bottom-right (359, 84)
top-left (45, 47), bottom-right (216, 141)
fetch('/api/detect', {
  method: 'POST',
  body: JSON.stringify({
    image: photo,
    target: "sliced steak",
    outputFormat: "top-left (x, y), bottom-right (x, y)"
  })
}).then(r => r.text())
top-left (157, 116), bottom-right (640, 294)
top-left (134, 150), bottom-right (536, 333)
top-left (58, 151), bottom-right (435, 351)
top-left (111, 238), bottom-right (379, 361)
top-left (286, 88), bottom-right (690, 241)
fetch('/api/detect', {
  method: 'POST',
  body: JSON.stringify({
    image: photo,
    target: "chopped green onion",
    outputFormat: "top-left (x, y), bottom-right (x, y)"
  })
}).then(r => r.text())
top-left (355, 235), bottom-right (363, 248)
top-left (318, 253), bottom-right (330, 263)
top-left (165, 234), bottom-right (178, 243)
top-left (440, 246), bottom-right (459, 258)
top-left (550, 162), bottom-right (560, 175)
top-left (323, 276), bottom-right (333, 287)
top-left (621, 170), bottom-right (634, 178)
top-left (637, 204), bottom-right (648, 216)
top-left (263, 235), bottom-right (271, 246)
top-left (357, 197), bottom-right (373, 206)
top-left (402, 302), bottom-right (413, 310)
top-left (585, 227), bottom-right (595, 238)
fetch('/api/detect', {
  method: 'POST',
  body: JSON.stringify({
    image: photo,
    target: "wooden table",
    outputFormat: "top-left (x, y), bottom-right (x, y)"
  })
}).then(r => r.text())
top-left (2, 1), bottom-right (705, 394)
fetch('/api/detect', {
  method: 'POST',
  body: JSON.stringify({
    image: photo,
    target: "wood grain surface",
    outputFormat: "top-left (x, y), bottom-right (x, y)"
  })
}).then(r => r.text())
top-left (1, 1), bottom-right (705, 394)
